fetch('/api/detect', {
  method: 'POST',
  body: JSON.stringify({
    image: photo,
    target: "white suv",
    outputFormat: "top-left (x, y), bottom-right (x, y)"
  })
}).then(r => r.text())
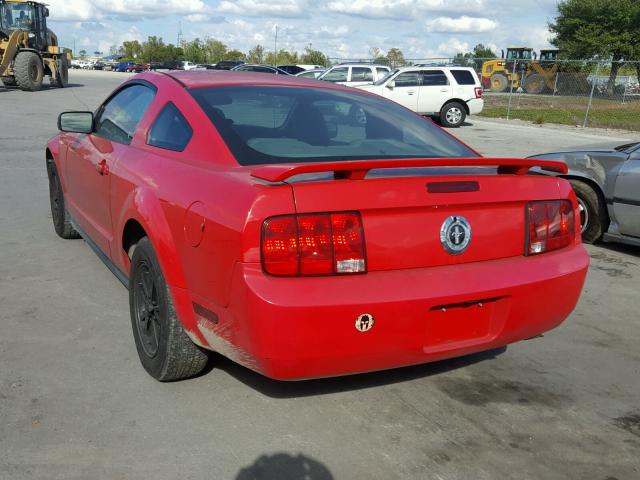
top-left (356, 66), bottom-right (484, 127)
top-left (319, 64), bottom-right (390, 87)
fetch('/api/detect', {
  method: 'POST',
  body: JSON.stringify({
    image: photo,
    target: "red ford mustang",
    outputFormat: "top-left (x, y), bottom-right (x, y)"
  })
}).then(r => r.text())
top-left (46, 71), bottom-right (589, 381)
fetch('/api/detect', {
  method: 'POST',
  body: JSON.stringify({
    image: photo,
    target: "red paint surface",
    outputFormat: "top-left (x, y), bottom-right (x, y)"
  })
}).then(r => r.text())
top-left (47, 71), bottom-right (589, 380)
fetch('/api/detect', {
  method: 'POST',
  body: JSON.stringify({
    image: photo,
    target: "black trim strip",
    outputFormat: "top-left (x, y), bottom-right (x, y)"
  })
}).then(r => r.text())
top-left (611, 197), bottom-right (640, 207)
top-left (71, 219), bottom-right (129, 288)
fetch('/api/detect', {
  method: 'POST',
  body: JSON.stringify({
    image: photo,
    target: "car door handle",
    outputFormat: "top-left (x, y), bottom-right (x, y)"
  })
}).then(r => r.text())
top-left (97, 159), bottom-right (109, 176)
top-left (407, 91), bottom-right (415, 95)
top-left (440, 88), bottom-right (449, 92)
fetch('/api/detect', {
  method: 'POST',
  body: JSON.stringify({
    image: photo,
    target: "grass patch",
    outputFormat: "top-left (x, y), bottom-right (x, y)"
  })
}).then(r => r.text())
top-left (479, 93), bottom-right (640, 130)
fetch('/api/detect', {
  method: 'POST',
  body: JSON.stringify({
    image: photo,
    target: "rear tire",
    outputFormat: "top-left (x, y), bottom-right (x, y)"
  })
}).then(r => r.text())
top-left (129, 237), bottom-right (208, 381)
top-left (439, 102), bottom-right (466, 128)
top-left (523, 73), bottom-right (545, 94)
top-left (14, 51), bottom-right (44, 91)
top-left (569, 179), bottom-right (608, 244)
top-left (50, 57), bottom-right (69, 88)
top-left (491, 73), bottom-right (509, 92)
top-left (46, 160), bottom-right (80, 239)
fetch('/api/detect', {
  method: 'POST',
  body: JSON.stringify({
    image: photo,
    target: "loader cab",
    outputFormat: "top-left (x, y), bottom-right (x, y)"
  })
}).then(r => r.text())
top-left (0, 1), bottom-right (49, 50)
top-left (539, 49), bottom-right (559, 64)
top-left (505, 48), bottom-right (533, 61)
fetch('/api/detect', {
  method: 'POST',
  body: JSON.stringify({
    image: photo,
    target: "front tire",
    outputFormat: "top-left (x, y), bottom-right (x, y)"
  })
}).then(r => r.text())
top-left (439, 102), bottom-right (466, 128)
top-left (569, 179), bottom-right (608, 244)
top-left (14, 51), bottom-right (44, 91)
top-left (129, 237), bottom-right (208, 381)
top-left (491, 73), bottom-right (509, 92)
top-left (50, 57), bottom-right (69, 88)
top-left (47, 160), bottom-right (80, 239)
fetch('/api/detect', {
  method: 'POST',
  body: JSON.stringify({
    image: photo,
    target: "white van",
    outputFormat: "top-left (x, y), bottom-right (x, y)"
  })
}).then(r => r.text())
top-left (356, 66), bottom-right (484, 127)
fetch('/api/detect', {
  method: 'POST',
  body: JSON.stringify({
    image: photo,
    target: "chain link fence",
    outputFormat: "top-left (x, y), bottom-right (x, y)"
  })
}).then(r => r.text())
top-left (328, 57), bottom-right (640, 131)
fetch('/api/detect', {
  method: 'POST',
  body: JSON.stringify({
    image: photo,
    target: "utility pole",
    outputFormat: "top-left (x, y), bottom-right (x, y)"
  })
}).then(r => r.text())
top-left (274, 24), bottom-right (278, 66)
top-left (177, 21), bottom-right (184, 47)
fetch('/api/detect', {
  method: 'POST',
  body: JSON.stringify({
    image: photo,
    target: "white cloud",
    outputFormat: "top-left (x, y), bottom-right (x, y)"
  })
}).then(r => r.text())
top-left (426, 16), bottom-right (497, 33)
top-left (326, 0), bottom-right (484, 20)
top-left (47, 0), bottom-right (208, 22)
top-left (217, 0), bottom-right (309, 18)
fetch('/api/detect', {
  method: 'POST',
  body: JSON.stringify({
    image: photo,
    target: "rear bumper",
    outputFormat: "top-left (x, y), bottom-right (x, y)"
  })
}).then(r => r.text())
top-left (199, 245), bottom-right (588, 380)
top-left (467, 98), bottom-right (484, 115)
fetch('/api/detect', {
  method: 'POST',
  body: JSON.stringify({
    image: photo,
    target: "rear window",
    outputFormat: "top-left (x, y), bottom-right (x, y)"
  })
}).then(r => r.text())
top-left (190, 86), bottom-right (477, 166)
top-left (421, 70), bottom-right (449, 86)
top-left (450, 69), bottom-right (477, 85)
top-left (322, 67), bottom-right (348, 83)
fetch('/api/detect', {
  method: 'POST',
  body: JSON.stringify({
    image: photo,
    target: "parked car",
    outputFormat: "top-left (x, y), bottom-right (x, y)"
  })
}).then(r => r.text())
top-left (231, 64), bottom-right (290, 75)
top-left (213, 60), bottom-right (245, 70)
top-left (318, 63), bottom-right (390, 87)
top-left (149, 60), bottom-right (183, 71)
top-left (182, 61), bottom-right (198, 71)
top-left (114, 62), bottom-right (135, 72)
top-left (529, 141), bottom-right (640, 246)
top-left (295, 69), bottom-right (325, 79)
top-left (47, 70), bottom-right (588, 382)
top-left (93, 61), bottom-right (105, 71)
top-left (355, 66), bottom-right (484, 128)
top-left (277, 64), bottom-right (306, 75)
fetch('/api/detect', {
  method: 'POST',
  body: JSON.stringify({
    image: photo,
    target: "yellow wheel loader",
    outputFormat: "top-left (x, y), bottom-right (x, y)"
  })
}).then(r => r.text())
top-left (0, 0), bottom-right (69, 91)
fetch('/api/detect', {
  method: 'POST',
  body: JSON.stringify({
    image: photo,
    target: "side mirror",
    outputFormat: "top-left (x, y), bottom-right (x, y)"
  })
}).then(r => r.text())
top-left (386, 80), bottom-right (395, 89)
top-left (58, 111), bottom-right (93, 133)
top-left (44, 7), bottom-right (50, 17)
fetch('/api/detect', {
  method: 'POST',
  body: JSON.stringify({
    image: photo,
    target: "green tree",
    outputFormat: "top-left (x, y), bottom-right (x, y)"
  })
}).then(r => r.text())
top-left (549, 0), bottom-right (638, 92)
top-left (300, 45), bottom-right (328, 66)
top-left (205, 39), bottom-right (227, 64)
top-left (246, 44), bottom-right (265, 64)
top-left (223, 49), bottom-right (246, 61)
top-left (79, 49), bottom-right (87, 59)
top-left (473, 43), bottom-right (496, 59)
top-left (183, 38), bottom-right (207, 63)
top-left (119, 40), bottom-right (142, 61)
top-left (386, 48), bottom-right (405, 68)
top-left (265, 49), bottom-right (298, 66)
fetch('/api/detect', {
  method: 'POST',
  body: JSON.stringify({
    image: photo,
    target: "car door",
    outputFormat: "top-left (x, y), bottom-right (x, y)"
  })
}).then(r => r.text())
top-left (65, 83), bottom-right (155, 255)
top-left (612, 157), bottom-right (640, 237)
top-left (417, 69), bottom-right (453, 114)
top-left (384, 71), bottom-right (420, 111)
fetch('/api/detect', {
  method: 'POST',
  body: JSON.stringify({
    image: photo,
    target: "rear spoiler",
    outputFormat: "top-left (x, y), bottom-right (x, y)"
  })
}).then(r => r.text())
top-left (250, 158), bottom-right (568, 182)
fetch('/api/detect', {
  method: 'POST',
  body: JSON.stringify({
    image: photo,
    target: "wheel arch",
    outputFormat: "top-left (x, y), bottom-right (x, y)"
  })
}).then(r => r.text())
top-left (442, 99), bottom-right (470, 114)
top-left (116, 188), bottom-right (207, 346)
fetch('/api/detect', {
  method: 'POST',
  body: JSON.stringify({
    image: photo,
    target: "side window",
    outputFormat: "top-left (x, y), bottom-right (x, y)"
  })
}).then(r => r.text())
top-left (250, 66), bottom-right (275, 74)
top-left (450, 70), bottom-right (476, 85)
top-left (94, 84), bottom-right (155, 144)
top-left (351, 67), bottom-right (373, 82)
top-left (421, 70), bottom-right (449, 86)
top-left (322, 67), bottom-right (348, 83)
top-left (376, 67), bottom-right (389, 77)
top-left (147, 102), bottom-right (193, 152)
top-left (394, 72), bottom-right (420, 87)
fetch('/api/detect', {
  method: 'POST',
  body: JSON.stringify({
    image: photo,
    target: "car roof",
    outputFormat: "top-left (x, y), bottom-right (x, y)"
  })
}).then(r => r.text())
top-left (331, 64), bottom-right (389, 68)
top-left (157, 70), bottom-right (355, 90)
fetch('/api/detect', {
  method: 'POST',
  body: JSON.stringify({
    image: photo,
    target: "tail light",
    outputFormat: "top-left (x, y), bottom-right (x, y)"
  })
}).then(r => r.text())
top-left (474, 87), bottom-right (483, 98)
top-left (262, 212), bottom-right (366, 276)
top-left (526, 200), bottom-right (575, 255)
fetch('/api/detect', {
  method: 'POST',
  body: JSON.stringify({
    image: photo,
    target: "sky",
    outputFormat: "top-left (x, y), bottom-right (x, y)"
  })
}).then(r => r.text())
top-left (46, 0), bottom-right (559, 60)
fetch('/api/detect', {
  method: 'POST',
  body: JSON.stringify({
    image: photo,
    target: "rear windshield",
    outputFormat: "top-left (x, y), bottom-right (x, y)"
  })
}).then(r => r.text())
top-left (190, 85), bottom-right (477, 166)
top-left (450, 70), bottom-right (477, 85)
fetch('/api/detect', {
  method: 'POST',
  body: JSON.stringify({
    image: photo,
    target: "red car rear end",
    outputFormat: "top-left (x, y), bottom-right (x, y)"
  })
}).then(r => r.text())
top-left (48, 72), bottom-right (589, 381)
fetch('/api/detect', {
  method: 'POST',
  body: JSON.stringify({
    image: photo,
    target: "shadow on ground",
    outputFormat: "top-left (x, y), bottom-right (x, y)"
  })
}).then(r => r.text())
top-left (235, 453), bottom-right (334, 480)
top-left (202, 347), bottom-right (507, 398)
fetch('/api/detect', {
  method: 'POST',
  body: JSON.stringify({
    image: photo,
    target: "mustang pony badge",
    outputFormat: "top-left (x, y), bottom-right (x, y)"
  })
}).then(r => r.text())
top-left (440, 216), bottom-right (471, 255)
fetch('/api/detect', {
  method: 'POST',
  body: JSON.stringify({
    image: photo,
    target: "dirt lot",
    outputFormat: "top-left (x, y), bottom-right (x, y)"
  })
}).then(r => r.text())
top-left (1, 70), bottom-right (639, 480)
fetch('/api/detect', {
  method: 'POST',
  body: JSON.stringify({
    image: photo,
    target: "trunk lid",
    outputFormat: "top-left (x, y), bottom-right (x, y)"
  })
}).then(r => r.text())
top-left (252, 159), bottom-right (567, 271)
